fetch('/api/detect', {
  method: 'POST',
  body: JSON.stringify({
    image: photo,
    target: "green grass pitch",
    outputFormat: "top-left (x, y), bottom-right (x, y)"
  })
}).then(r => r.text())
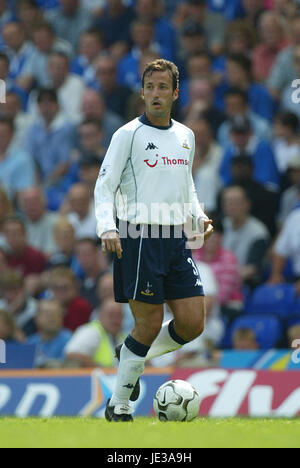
top-left (0, 417), bottom-right (299, 448)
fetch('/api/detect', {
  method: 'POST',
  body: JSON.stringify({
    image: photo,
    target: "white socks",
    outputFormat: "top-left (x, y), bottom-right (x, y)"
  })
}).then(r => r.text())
top-left (145, 319), bottom-right (187, 361)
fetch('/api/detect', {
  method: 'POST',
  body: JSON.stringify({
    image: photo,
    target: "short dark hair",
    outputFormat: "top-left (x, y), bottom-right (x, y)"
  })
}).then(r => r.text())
top-left (0, 117), bottom-right (14, 133)
top-left (224, 86), bottom-right (248, 103)
top-left (142, 59), bottom-right (179, 92)
top-left (228, 53), bottom-right (252, 75)
top-left (37, 88), bottom-right (58, 104)
top-left (275, 111), bottom-right (299, 133)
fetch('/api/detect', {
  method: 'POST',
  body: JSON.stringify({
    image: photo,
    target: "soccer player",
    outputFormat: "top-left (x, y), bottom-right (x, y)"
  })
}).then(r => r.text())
top-left (94, 59), bottom-right (213, 421)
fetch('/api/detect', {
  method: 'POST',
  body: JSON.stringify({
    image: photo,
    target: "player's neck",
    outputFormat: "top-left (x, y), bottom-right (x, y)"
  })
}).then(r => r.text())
top-left (145, 111), bottom-right (171, 128)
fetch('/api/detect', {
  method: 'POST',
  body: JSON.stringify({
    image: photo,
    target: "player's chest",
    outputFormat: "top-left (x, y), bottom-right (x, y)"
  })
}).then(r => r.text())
top-left (131, 131), bottom-right (192, 172)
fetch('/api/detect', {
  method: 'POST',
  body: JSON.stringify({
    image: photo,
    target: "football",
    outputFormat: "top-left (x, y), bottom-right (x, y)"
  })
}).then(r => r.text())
top-left (153, 379), bottom-right (200, 422)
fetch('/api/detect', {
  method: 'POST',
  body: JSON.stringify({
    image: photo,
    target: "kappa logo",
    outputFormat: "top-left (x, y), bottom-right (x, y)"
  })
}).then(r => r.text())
top-left (145, 142), bottom-right (158, 151)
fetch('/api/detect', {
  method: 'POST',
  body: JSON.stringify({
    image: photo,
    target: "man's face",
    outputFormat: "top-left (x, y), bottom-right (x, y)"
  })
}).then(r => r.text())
top-left (82, 92), bottom-right (104, 120)
top-left (33, 29), bottom-right (53, 53)
top-left (223, 188), bottom-right (250, 220)
top-left (99, 303), bottom-right (123, 337)
top-left (227, 61), bottom-right (247, 86)
top-left (76, 242), bottom-right (96, 271)
top-left (51, 277), bottom-right (76, 306)
top-left (230, 130), bottom-right (251, 150)
top-left (36, 303), bottom-right (63, 335)
top-left (79, 123), bottom-right (102, 152)
top-left (225, 95), bottom-right (247, 118)
top-left (96, 60), bottom-right (116, 89)
top-left (3, 24), bottom-right (24, 51)
top-left (49, 56), bottom-right (69, 85)
top-left (4, 222), bottom-right (26, 252)
top-left (38, 98), bottom-right (58, 122)
top-left (69, 187), bottom-right (90, 218)
top-left (132, 23), bottom-right (153, 49)
top-left (19, 189), bottom-right (45, 222)
top-left (142, 70), bottom-right (178, 119)
top-left (136, 0), bottom-right (156, 19)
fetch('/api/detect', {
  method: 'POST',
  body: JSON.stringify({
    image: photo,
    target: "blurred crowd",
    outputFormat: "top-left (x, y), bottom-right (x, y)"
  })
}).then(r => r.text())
top-left (0, 0), bottom-right (300, 369)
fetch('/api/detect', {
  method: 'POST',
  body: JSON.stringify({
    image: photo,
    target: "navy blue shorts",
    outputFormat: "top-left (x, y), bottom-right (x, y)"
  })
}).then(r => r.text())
top-left (113, 223), bottom-right (205, 305)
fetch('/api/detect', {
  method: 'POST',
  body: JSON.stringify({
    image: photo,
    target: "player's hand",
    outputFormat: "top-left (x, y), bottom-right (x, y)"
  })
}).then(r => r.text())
top-left (101, 231), bottom-right (123, 259)
top-left (204, 219), bottom-right (214, 243)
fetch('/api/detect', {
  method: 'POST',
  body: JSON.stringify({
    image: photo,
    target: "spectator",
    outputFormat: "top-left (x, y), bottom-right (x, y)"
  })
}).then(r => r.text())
top-left (287, 323), bottom-right (300, 348)
top-left (0, 187), bottom-right (13, 247)
top-left (280, 45), bottom-right (300, 121)
top-left (241, 0), bottom-right (266, 28)
top-left (233, 328), bottom-right (259, 350)
top-left (26, 88), bottom-right (75, 185)
top-left (65, 183), bottom-right (97, 240)
top-left (49, 266), bottom-right (92, 332)
top-left (0, 117), bottom-right (36, 200)
top-left (1, 21), bottom-right (35, 81)
top-left (267, 15), bottom-right (300, 99)
top-left (0, 52), bottom-right (28, 108)
top-left (183, 76), bottom-right (226, 137)
top-left (18, 187), bottom-right (58, 255)
top-left (217, 87), bottom-right (272, 147)
top-left (28, 299), bottom-right (72, 368)
top-left (77, 119), bottom-right (105, 159)
top-left (3, 216), bottom-right (47, 277)
top-left (252, 11), bottom-right (289, 82)
top-left (92, 0), bottom-right (135, 59)
top-left (17, 0), bottom-right (43, 41)
top-left (28, 52), bottom-right (86, 124)
top-left (94, 55), bottom-right (133, 120)
top-left (270, 185), bottom-right (300, 286)
top-left (81, 89), bottom-right (123, 148)
top-left (96, 272), bottom-right (114, 305)
top-left (65, 299), bottom-right (124, 368)
top-left (77, 154), bottom-right (103, 199)
top-left (193, 216), bottom-right (243, 319)
top-left (272, 111), bottom-right (300, 175)
top-left (179, 22), bottom-right (206, 66)
top-left (222, 186), bottom-right (270, 285)
top-left (71, 28), bottom-right (105, 85)
top-left (48, 217), bottom-right (82, 277)
top-left (278, 156), bottom-right (300, 224)
top-left (75, 238), bottom-right (108, 308)
top-left (18, 22), bottom-right (73, 91)
top-left (230, 155), bottom-right (278, 236)
top-left (0, 309), bottom-right (22, 343)
top-left (188, 117), bottom-right (222, 213)
top-left (0, 91), bottom-right (33, 148)
top-left (0, 269), bottom-right (38, 337)
top-left (220, 115), bottom-right (280, 189)
top-left (45, 0), bottom-right (93, 49)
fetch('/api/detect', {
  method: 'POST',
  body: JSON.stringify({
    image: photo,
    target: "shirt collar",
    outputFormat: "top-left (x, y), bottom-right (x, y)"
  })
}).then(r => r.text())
top-left (139, 113), bottom-right (173, 130)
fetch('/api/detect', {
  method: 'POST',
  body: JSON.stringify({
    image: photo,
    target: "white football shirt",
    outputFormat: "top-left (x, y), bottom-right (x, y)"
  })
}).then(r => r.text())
top-left (94, 114), bottom-right (207, 237)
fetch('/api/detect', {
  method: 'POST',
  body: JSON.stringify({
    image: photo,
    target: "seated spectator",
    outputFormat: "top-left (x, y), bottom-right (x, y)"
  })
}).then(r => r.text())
top-left (217, 87), bottom-right (272, 147)
top-left (183, 77), bottom-right (226, 137)
top-left (0, 308), bottom-right (22, 343)
top-left (28, 299), bottom-right (72, 368)
top-left (17, 0), bottom-right (43, 41)
top-left (135, 0), bottom-right (177, 61)
top-left (1, 21), bottom-right (35, 81)
top-left (220, 115), bottom-right (280, 189)
top-left (75, 238), bottom-right (108, 308)
top-left (267, 16), bottom-right (300, 100)
top-left (0, 91), bottom-right (33, 148)
top-left (0, 269), bottom-right (38, 337)
top-left (92, 0), bottom-right (135, 60)
top-left (118, 19), bottom-right (171, 91)
top-left (18, 22), bottom-right (73, 91)
top-left (252, 11), bottom-right (289, 82)
top-left (272, 111), bottom-right (300, 176)
top-left (65, 299), bottom-right (124, 368)
top-left (233, 328), bottom-right (259, 350)
top-left (0, 53), bottom-right (28, 109)
top-left (179, 22), bottom-right (206, 67)
top-left (0, 188), bottom-right (13, 248)
top-left (64, 183), bottom-right (97, 240)
top-left (77, 119), bottom-right (105, 160)
top-left (280, 45), bottom-right (300, 121)
top-left (230, 155), bottom-right (278, 236)
top-left (48, 217), bottom-right (83, 277)
top-left (193, 217), bottom-right (243, 320)
top-left (0, 2), bottom-right (14, 50)
top-left (18, 187), bottom-right (58, 256)
top-left (71, 28), bottom-right (105, 85)
top-left (222, 186), bottom-right (270, 286)
top-left (0, 117), bottom-right (35, 200)
top-left (93, 55), bottom-right (133, 120)
top-left (77, 154), bottom-right (103, 200)
top-left (270, 185), bottom-right (300, 286)
top-left (26, 88), bottom-right (75, 185)
top-left (217, 53), bottom-right (276, 122)
top-left (188, 117), bottom-right (222, 213)
top-left (81, 89), bottom-right (123, 148)
top-left (28, 52), bottom-right (86, 124)
top-left (3, 216), bottom-right (47, 277)
top-left (278, 156), bottom-right (300, 224)
top-left (45, 0), bottom-right (93, 50)
top-left (49, 266), bottom-right (92, 332)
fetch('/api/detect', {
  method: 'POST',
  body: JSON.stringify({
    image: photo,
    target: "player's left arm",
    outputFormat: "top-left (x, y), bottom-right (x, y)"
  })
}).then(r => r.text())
top-left (188, 132), bottom-right (214, 243)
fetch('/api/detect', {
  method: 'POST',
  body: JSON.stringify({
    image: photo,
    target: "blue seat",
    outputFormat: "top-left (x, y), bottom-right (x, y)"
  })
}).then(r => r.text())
top-left (230, 315), bottom-right (282, 349)
top-left (245, 284), bottom-right (295, 318)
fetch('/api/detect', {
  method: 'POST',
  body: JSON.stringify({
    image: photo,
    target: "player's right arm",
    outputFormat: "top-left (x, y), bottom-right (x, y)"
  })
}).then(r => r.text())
top-left (94, 127), bottom-right (132, 259)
